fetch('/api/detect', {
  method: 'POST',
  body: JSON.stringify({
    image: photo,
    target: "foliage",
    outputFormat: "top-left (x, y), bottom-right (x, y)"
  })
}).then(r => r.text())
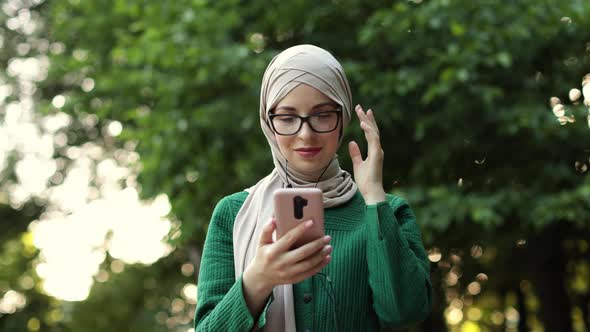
top-left (1, 0), bottom-right (590, 330)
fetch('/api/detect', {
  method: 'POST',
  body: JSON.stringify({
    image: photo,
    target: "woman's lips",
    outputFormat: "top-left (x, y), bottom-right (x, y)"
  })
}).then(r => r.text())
top-left (295, 147), bottom-right (322, 158)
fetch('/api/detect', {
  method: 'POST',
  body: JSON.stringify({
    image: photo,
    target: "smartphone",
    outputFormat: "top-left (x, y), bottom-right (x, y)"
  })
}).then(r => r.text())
top-left (273, 188), bottom-right (325, 249)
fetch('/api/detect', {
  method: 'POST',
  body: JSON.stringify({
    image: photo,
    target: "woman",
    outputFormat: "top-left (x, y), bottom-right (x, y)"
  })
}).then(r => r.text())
top-left (194, 45), bottom-right (431, 331)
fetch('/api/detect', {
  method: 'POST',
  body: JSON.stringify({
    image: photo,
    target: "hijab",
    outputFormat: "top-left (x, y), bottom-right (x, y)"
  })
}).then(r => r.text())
top-left (232, 44), bottom-right (358, 331)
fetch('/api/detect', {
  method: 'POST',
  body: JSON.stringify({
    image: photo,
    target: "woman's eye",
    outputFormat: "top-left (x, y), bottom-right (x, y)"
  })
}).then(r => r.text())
top-left (316, 112), bottom-right (335, 119)
top-left (278, 117), bottom-right (296, 123)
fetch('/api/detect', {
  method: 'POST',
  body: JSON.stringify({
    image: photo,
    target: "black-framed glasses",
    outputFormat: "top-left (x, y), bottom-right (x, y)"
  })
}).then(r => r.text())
top-left (268, 109), bottom-right (342, 136)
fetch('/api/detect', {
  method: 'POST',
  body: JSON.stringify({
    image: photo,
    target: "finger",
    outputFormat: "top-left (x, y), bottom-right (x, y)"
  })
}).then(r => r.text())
top-left (285, 246), bottom-right (332, 279)
top-left (367, 140), bottom-right (383, 161)
top-left (258, 219), bottom-right (276, 245)
top-left (366, 109), bottom-right (380, 134)
top-left (360, 113), bottom-right (378, 135)
top-left (284, 235), bottom-right (331, 264)
top-left (360, 120), bottom-right (373, 133)
top-left (274, 219), bottom-right (313, 252)
top-left (360, 121), bottom-right (379, 147)
top-left (360, 120), bottom-right (382, 158)
top-left (355, 104), bottom-right (366, 115)
top-left (288, 255), bottom-right (331, 284)
top-left (348, 141), bottom-right (363, 165)
top-left (355, 104), bottom-right (369, 123)
top-left (355, 104), bottom-right (371, 123)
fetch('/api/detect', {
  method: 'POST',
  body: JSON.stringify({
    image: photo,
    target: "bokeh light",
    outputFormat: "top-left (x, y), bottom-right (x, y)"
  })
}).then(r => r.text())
top-left (0, 41), bottom-right (175, 302)
top-left (445, 307), bottom-right (463, 325)
top-left (51, 95), bottom-right (65, 108)
top-left (428, 247), bottom-right (442, 262)
top-left (0, 290), bottom-right (27, 314)
top-left (182, 284), bottom-right (197, 305)
top-left (467, 281), bottom-right (481, 295)
top-left (181, 263), bottom-right (195, 277)
top-left (466, 307), bottom-right (482, 321)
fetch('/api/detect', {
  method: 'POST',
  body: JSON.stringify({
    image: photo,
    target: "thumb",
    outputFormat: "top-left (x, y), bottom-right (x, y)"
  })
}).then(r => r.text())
top-left (348, 141), bottom-right (363, 166)
top-left (259, 218), bottom-right (276, 245)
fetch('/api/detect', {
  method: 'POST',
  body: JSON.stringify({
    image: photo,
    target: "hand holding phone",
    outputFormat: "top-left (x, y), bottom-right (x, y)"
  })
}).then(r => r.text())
top-left (242, 216), bottom-right (332, 312)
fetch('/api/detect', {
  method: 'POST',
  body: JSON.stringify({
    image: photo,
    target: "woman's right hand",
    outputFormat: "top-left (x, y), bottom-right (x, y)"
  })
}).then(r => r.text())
top-left (242, 218), bottom-right (332, 315)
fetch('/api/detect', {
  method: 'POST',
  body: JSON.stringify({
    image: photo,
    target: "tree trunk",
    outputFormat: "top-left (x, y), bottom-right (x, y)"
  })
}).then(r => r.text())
top-left (530, 224), bottom-right (573, 332)
top-left (579, 294), bottom-right (589, 332)
top-left (419, 263), bottom-right (447, 332)
top-left (516, 284), bottom-right (529, 332)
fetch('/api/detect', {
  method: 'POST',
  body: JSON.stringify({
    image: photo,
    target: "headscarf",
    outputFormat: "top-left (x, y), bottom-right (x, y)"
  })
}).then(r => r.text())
top-left (232, 44), bottom-right (358, 331)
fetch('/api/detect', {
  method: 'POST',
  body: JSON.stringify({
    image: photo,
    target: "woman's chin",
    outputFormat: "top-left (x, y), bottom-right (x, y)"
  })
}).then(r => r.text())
top-left (290, 158), bottom-right (331, 176)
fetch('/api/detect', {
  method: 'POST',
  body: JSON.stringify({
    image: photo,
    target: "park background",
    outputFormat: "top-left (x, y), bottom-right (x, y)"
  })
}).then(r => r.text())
top-left (1, 0), bottom-right (590, 331)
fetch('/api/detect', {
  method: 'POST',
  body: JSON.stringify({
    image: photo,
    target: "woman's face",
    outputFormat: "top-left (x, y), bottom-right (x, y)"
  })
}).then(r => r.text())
top-left (272, 83), bottom-right (342, 176)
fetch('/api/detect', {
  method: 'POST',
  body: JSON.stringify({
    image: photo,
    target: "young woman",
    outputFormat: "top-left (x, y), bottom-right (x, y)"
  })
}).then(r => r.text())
top-left (194, 44), bottom-right (431, 331)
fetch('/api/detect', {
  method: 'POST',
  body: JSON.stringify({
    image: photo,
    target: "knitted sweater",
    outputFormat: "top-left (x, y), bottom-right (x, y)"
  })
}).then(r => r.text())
top-left (194, 190), bottom-right (431, 331)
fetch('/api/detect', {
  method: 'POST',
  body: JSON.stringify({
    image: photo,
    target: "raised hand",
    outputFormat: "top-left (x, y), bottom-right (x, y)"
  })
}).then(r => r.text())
top-left (348, 104), bottom-right (387, 205)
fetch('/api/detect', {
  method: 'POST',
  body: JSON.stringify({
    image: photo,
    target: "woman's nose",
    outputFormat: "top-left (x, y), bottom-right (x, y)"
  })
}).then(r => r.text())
top-left (297, 120), bottom-right (315, 139)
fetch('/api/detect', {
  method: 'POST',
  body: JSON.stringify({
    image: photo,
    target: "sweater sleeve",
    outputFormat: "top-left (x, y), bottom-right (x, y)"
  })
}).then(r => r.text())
top-left (194, 195), bottom-right (273, 331)
top-left (365, 195), bottom-right (432, 328)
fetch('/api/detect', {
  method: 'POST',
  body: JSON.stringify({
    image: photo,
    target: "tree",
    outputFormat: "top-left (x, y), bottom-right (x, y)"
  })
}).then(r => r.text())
top-left (1, 0), bottom-right (589, 330)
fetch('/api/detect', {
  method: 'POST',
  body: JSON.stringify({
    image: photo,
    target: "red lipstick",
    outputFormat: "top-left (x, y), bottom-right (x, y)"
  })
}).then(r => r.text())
top-left (295, 147), bottom-right (322, 158)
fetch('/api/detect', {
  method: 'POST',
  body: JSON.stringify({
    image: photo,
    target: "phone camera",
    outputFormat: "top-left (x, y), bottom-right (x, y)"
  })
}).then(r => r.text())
top-left (293, 195), bottom-right (308, 219)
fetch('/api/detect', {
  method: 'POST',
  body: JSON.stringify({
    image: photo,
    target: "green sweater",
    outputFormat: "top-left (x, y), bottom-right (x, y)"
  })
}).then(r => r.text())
top-left (194, 190), bottom-right (431, 331)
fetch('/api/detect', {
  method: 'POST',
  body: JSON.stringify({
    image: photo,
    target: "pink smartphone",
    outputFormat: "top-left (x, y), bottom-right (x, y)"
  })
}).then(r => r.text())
top-left (273, 188), bottom-right (325, 249)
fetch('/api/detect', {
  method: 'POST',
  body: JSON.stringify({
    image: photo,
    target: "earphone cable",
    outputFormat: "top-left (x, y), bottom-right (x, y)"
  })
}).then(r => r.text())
top-left (317, 272), bottom-right (338, 331)
top-left (314, 158), bottom-right (334, 188)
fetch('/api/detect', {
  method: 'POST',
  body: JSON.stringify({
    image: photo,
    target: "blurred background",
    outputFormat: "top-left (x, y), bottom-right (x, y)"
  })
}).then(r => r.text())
top-left (1, 0), bottom-right (590, 331)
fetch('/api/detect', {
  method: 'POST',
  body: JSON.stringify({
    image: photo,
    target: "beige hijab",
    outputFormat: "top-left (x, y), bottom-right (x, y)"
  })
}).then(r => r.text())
top-left (233, 44), bottom-right (358, 331)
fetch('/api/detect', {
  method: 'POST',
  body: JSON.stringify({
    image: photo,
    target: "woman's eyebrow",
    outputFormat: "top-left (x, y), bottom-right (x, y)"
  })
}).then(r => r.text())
top-left (312, 101), bottom-right (339, 109)
top-left (275, 102), bottom-right (338, 112)
top-left (274, 106), bottom-right (297, 112)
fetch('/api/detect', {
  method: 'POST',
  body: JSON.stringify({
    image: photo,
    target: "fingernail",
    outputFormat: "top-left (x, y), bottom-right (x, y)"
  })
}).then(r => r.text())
top-left (323, 245), bottom-right (332, 254)
top-left (325, 255), bottom-right (332, 262)
top-left (304, 220), bottom-right (314, 228)
top-left (323, 235), bottom-right (331, 243)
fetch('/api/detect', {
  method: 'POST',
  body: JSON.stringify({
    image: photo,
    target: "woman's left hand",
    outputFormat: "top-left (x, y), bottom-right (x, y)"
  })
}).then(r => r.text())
top-left (348, 104), bottom-right (387, 205)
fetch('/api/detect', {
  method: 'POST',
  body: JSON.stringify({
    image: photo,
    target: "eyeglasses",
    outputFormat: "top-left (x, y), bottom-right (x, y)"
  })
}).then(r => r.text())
top-left (268, 109), bottom-right (341, 136)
